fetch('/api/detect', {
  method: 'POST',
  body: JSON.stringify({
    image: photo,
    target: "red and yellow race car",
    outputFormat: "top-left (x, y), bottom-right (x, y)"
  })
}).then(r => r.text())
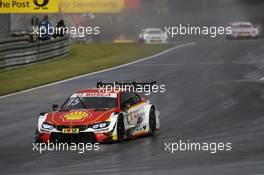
top-left (35, 82), bottom-right (160, 143)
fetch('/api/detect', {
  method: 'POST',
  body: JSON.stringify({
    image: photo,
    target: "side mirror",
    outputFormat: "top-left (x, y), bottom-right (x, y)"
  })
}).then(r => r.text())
top-left (52, 104), bottom-right (59, 111)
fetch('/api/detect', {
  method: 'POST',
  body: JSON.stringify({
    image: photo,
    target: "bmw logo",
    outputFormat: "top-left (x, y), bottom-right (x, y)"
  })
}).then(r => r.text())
top-left (34, 0), bottom-right (49, 10)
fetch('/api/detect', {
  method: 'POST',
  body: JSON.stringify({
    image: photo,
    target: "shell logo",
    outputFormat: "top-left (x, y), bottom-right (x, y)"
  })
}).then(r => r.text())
top-left (64, 111), bottom-right (88, 121)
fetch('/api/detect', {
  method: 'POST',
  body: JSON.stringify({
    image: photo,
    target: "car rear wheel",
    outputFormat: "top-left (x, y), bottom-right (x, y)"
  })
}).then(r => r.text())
top-left (149, 108), bottom-right (156, 135)
top-left (117, 115), bottom-right (125, 142)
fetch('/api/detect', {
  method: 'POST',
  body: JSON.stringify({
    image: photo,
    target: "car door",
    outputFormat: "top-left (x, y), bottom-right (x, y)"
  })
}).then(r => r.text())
top-left (120, 92), bottom-right (143, 126)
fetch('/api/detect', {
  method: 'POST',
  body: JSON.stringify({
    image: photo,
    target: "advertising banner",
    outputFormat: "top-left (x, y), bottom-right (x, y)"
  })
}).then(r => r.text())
top-left (0, 0), bottom-right (59, 13)
top-left (59, 0), bottom-right (124, 13)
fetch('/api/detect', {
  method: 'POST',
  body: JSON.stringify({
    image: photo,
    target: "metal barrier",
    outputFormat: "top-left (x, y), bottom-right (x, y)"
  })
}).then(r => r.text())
top-left (0, 36), bottom-right (70, 69)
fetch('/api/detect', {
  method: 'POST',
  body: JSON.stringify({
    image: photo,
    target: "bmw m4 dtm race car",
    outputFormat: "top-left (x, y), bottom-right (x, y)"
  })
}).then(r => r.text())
top-left (35, 82), bottom-right (160, 143)
top-left (228, 22), bottom-right (259, 39)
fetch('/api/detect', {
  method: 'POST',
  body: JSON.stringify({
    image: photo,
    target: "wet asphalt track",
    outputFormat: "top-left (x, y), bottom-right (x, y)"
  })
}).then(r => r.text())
top-left (0, 38), bottom-right (264, 175)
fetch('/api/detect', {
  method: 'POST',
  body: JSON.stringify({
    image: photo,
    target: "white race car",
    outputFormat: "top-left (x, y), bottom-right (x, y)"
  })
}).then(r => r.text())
top-left (139, 28), bottom-right (168, 43)
top-left (228, 22), bottom-right (259, 39)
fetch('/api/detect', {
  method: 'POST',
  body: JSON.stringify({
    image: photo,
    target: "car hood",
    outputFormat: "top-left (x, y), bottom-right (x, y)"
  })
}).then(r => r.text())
top-left (147, 33), bottom-right (164, 37)
top-left (45, 108), bottom-right (116, 126)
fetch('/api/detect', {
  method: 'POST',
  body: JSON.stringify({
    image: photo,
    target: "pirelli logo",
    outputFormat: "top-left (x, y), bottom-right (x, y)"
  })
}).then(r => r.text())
top-left (0, 0), bottom-right (58, 13)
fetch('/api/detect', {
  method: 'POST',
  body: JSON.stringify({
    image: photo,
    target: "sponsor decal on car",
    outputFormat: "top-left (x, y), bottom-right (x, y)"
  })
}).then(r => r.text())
top-left (63, 111), bottom-right (90, 121)
top-left (62, 128), bottom-right (80, 134)
top-left (71, 92), bottom-right (117, 98)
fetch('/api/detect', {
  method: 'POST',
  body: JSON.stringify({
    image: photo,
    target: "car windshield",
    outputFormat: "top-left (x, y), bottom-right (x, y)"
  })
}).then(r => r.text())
top-left (61, 96), bottom-right (117, 110)
top-left (147, 30), bottom-right (163, 34)
top-left (233, 24), bottom-right (252, 28)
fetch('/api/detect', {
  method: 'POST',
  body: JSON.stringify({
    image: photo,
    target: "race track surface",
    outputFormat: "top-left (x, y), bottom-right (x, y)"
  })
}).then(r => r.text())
top-left (1, 38), bottom-right (264, 175)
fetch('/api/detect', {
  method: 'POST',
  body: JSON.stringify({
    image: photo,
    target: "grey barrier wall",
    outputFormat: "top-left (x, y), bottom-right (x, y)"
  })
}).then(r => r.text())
top-left (0, 36), bottom-right (70, 69)
top-left (0, 14), bottom-right (10, 37)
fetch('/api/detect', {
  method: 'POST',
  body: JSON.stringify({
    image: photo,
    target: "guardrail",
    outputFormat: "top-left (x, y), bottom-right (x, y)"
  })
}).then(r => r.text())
top-left (0, 36), bottom-right (70, 69)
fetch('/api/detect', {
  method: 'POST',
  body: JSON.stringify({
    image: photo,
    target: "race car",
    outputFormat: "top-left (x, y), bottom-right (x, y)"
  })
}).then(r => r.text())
top-left (35, 82), bottom-right (160, 143)
top-left (228, 22), bottom-right (259, 39)
top-left (139, 28), bottom-right (168, 43)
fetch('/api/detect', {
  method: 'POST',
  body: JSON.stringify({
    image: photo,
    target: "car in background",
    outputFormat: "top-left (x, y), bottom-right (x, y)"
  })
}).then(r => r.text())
top-left (228, 22), bottom-right (259, 39)
top-left (70, 34), bottom-right (93, 43)
top-left (35, 82), bottom-right (160, 143)
top-left (139, 28), bottom-right (168, 43)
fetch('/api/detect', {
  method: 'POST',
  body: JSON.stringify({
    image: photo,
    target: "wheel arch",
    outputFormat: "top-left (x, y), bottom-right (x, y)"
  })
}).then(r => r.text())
top-left (144, 104), bottom-right (160, 132)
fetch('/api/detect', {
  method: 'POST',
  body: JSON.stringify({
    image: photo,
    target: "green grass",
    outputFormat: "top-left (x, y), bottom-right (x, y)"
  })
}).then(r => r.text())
top-left (0, 43), bottom-right (170, 96)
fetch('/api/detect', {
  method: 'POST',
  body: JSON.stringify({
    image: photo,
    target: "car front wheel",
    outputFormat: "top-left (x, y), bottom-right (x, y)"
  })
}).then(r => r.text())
top-left (149, 108), bottom-right (156, 135)
top-left (117, 115), bottom-right (125, 142)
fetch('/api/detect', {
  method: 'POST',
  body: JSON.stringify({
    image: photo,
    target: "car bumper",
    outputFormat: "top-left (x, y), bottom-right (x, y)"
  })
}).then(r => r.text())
top-left (37, 131), bottom-right (114, 143)
top-left (230, 33), bottom-right (257, 38)
top-left (142, 37), bottom-right (167, 43)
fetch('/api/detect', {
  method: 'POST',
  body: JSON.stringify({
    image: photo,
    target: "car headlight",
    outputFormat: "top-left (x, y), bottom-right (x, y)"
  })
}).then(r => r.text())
top-left (143, 34), bottom-right (149, 39)
top-left (91, 122), bottom-right (110, 129)
top-left (42, 123), bottom-right (54, 130)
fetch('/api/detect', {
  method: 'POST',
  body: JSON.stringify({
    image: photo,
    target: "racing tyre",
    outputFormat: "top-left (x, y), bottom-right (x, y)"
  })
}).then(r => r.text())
top-left (34, 128), bottom-right (41, 143)
top-left (149, 108), bottom-right (156, 136)
top-left (117, 115), bottom-right (125, 142)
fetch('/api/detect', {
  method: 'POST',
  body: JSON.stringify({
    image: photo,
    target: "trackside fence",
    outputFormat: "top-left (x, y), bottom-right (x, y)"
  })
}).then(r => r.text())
top-left (0, 36), bottom-right (70, 69)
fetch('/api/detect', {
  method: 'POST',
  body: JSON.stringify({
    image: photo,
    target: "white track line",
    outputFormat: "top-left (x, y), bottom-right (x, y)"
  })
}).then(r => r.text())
top-left (0, 42), bottom-right (196, 99)
top-left (128, 61), bottom-right (252, 67)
